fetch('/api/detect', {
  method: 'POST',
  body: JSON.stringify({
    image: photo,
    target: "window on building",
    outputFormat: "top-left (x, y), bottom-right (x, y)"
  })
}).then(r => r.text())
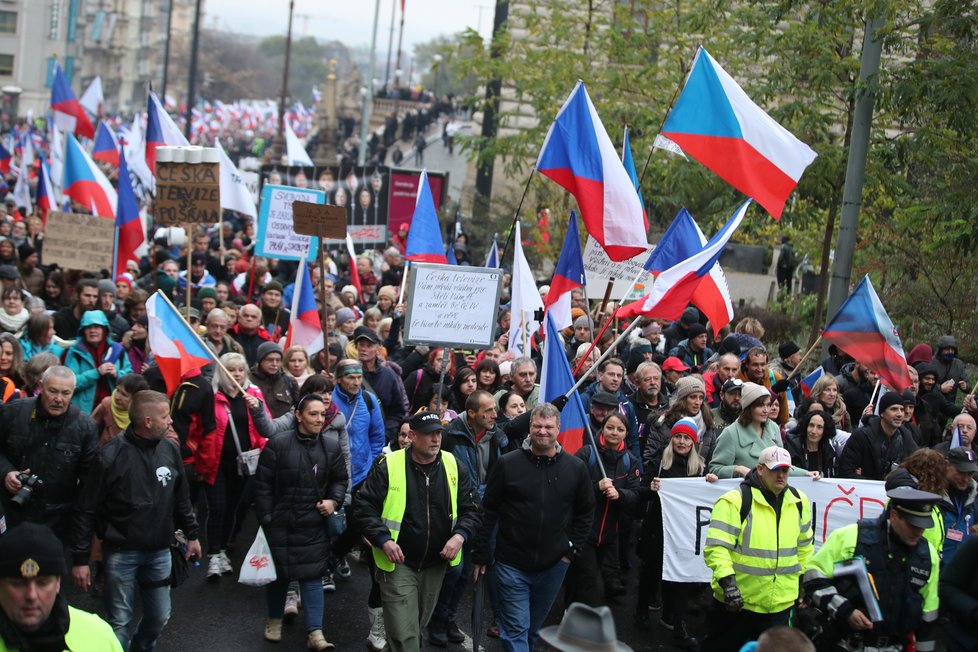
top-left (0, 55), bottom-right (13, 77)
top-left (0, 11), bottom-right (15, 35)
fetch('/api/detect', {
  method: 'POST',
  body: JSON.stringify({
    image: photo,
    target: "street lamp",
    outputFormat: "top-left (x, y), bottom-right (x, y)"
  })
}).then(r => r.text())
top-left (432, 54), bottom-right (443, 101)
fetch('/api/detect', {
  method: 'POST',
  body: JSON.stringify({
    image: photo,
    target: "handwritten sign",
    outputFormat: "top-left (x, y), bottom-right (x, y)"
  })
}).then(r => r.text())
top-left (257, 184), bottom-right (324, 262)
top-left (43, 211), bottom-right (115, 272)
top-left (403, 263), bottom-right (502, 348)
top-left (292, 202), bottom-right (346, 239)
top-left (583, 235), bottom-right (654, 301)
top-left (155, 162), bottom-right (221, 225)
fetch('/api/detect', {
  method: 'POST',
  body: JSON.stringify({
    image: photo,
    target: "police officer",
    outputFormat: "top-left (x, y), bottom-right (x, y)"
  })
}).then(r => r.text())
top-left (802, 476), bottom-right (940, 652)
top-left (0, 523), bottom-right (120, 650)
top-left (702, 446), bottom-right (814, 652)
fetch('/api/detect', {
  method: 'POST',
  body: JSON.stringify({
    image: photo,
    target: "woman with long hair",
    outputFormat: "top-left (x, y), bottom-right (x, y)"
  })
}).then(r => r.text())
top-left (0, 332), bottom-right (26, 389)
top-left (710, 383), bottom-right (820, 480)
top-left (20, 313), bottom-right (64, 361)
top-left (448, 367), bottom-right (477, 414)
top-left (474, 358), bottom-right (501, 394)
top-left (808, 374), bottom-right (851, 433)
top-left (896, 448), bottom-right (950, 555)
top-left (646, 375), bottom-right (716, 464)
top-left (784, 410), bottom-right (838, 478)
top-left (636, 417), bottom-right (718, 647)
top-left (284, 346), bottom-right (314, 389)
top-left (39, 271), bottom-right (69, 310)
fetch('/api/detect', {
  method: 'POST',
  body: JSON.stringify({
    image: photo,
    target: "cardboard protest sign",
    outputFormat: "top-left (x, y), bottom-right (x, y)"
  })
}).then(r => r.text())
top-left (403, 263), bottom-right (502, 349)
top-left (256, 184), bottom-right (324, 262)
top-left (292, 201), bottom-right (346, 239)
top-left (155, 161), bottom-right (221, 226)
top-left (583, 235), bottom-right (654, 301)
top-left (43, 211), bottom-right (115, 272)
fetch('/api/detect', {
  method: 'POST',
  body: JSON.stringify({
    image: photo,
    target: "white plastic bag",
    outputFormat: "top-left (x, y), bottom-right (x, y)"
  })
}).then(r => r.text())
top-left (238, 526), bottom-right (277, 587)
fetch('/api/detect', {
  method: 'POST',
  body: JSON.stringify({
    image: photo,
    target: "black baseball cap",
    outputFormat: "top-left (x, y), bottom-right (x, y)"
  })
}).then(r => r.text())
top-left (410, 410), bottom-right (443, 434)
top-left (948, 447), bottom-right (978, 473)
top-left (591, 391), bottom-right (619, 408)
top-left (354, 326), bottom-right (382, 345)
top-left (721, 378), bottom-right (744, 393)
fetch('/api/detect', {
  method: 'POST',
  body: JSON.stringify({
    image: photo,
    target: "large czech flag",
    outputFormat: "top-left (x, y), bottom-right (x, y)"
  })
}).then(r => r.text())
top-left (50, 64), bottom-right (94, 139)
top-left (537, 82), bottom-right (647, 262)
top-left (285, 264), bottom-right (324, 356)
top-left (36, 158), bottom-right (56, 224)
top-left (63, 133), bottom-right (116, 218)
top-left (542, 213), bottom-right (586, 330)
top-left (661, 47), bottom-right (817, 219)
top-left (147, 291), bottom-right (215, 395)
top-left (405, 169), bottom-right (447, 263)
top-left (145, 90), bottom-right (189, 173)
top-left (822, 275), bottom-right (912, 392)
top-left (114, 148), bottom-right (144, 278)
top-left (540, 312), bottom-right (587, 454)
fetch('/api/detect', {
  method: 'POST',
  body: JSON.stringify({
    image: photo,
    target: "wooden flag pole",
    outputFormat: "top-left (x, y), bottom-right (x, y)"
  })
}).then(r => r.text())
top-left (784, 335), bottom-right (823, 382)
top-left (185, 225), bottom-right (193, 321)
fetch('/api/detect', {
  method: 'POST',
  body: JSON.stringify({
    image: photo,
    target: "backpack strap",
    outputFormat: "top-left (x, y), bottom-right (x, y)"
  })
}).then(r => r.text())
top-left (739, 483), bottom-right (802, 524)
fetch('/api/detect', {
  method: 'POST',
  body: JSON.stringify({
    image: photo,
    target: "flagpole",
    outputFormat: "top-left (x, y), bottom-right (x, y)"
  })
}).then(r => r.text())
top-left (111, 223), bottom-right (120, 280)
top-left (566, 318), bottom-right (641, 397)
top-left (783, 335), bottom-right (823, 382)
top-left (397, 260), bottom-right (410, 302)
top-left (499, 171), bottom-right (535, 264)
top-left (638, 78), bottom-right (684, 185)
top-left (155, 289), bottom-right (248, 396)
top-left (573, 267), bottom-right (648, 378)
top-left (315, 229), bottom-right (329, 336)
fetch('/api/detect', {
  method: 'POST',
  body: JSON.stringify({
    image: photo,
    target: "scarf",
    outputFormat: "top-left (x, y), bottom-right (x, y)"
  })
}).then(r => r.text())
top-left (0, 307), bottom-right (28, 334)
top-left (110, 389), bottom-right (131, 430)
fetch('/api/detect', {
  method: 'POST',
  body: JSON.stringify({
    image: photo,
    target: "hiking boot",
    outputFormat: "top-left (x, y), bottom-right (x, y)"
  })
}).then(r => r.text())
top-left (446, 621), bottom-right (466, 644)
top-left (283, 590), bottom-right (299, 622)
top-left (427, 618), bottom-right (448, 647)
top-left (321, 572), bottom-right (336, 593)
top-left (206, 554), bottom-right (222, 581)
top-left (264, 618), bottom-right (283, 642)
top-left (673, 620), bottom-right (700, 650)
top-left (306, 629), bottom-right (335, 650)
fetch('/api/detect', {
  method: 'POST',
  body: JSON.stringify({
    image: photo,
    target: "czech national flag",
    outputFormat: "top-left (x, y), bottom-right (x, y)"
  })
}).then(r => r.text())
top-left (36, 158), bottom-right (55, 224)
top-left (0, 143), bottom-right (10, 174)
top-left (50, 63), bottom-right (94, 139)
top-left (618, 200), bottom-right (750, 323)
top-left (345, 234), bottom-right (362, 297)
top-left (147, 291), bottom-right (215, 395)
top-left (799, 366), bottom-right (824, 399)
top-left (822, 275), bottom-right (912, 392)
top-left (285, 264), bottom-right (324, 356)
top-left (543, 212), bottom-right (586, 330)
top-left (622, 127), bottom-right (649, 230)
top-left (540, 312), bottom-right (587, 454)
top-left (114, 148), bottom-right (144, 278)
top-left (661, 47), bottom-right (817, 219)
top-left (145, 90), bottom-right (189, 173)
top-left (92, 121), bottom-right (120, 167)
top-left (405, 169), bottom-right (447, 263)
top-left (484, 235), bottom-right (500, 268)
top-left (635, 207), bottom-right (734, 336)
top-left (63, 133), bottom-right (117, 218)
top-left (537, 82), bottom-right (647, 262)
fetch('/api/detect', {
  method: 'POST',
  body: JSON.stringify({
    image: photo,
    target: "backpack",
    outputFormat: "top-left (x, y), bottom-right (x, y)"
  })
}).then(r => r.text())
top-left (581, 444), bottom-right (632, 476)
top-left (738, 483), bottom-right (802, 524)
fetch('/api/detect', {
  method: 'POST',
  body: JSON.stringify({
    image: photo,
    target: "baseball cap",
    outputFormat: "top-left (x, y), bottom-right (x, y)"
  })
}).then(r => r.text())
top-left (948, 447), bottom-right (978, 473)
top-left (721, 378), bottom-right (744, 393)
top-left (758, 446), bottom-right (792, 470)
top-left (410, 410), bottom-right (443, 434)
top-left (354, 326), bottom-right (382, 345)
top-left (591, 391), bottom-right (619, 408)
top-left (661, 357), bottom-right (690, 373)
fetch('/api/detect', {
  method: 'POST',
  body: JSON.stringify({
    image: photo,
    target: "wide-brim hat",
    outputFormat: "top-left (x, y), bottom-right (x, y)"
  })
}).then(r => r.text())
top-left (538, 603), bottom-right (633, 652)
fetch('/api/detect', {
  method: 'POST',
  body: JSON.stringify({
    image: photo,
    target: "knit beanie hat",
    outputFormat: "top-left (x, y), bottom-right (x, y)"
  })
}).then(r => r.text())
top-left (671, 417), bottom-right (699, 444)
top-left (378, 285), bottom-right (397, 301)
top-left (879, 391), bottom-right (904, 413)
top-left (256, 341), bottom-right (283, 364)
top-left (263, 280), bottom-right (284, 294)
top-left (673, 375), bottom-right (705, 403)
top-left (198, 287), bottom-right (218, 301)
top-left (335, 307), bottom-right (356, 328)
top-left (97, 279), bottom-right (117, 296)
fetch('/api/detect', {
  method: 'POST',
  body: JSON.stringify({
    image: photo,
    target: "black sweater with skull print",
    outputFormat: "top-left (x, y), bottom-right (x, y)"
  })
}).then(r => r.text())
top-left (71, 428), bottom-right (199, 564)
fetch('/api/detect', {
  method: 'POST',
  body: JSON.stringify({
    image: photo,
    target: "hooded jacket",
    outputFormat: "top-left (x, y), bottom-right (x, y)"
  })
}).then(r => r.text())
top-left (441, 413), bottom-right (517, 498)
top-left (333, 384), bottom-right (385, 486)
top-left (931, 335), bottom-right (968, 401)
top-left (63, 310), bottom-right (132, 414)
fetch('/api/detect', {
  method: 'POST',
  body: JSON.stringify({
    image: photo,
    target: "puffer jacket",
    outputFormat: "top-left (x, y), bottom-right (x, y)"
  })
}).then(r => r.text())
top-left (62, 310), bottom-right (132, 414)
top-left (197, 386), bottom-right (270, 485)
top-left (254, 428), bottom-right (347, 580)
top-left (333, 385), bottom-right (385, 486)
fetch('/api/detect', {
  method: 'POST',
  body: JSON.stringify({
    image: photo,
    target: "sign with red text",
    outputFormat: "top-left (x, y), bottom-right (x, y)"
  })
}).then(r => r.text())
top-left (657, 477), bottom-right (887, 583)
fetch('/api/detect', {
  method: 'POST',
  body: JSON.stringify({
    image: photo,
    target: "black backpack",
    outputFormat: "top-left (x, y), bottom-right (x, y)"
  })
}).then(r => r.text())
top-left (738, 483), bottom-right (803, 524)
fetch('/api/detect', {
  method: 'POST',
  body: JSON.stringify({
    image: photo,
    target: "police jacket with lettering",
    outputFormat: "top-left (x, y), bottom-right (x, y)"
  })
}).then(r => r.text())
top-left (802, 513), bottom-right (939, 651)
top-left (0, 398), bottom-right (99, 539)
top-left (71, 428), bottom-right (199, 564)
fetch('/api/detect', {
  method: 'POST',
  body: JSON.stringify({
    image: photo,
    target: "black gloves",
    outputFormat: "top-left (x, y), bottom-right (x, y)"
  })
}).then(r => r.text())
top-left (551, 394), bottom-right (569, 411)
top-left (719, 575), bottom-right (744, 611)
top-left (771, 378), bottom-right (791, 394)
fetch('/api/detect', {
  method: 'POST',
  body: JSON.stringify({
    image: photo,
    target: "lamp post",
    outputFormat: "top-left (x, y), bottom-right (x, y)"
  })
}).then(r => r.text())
top-left (357, 0), bottom-right (382, 166)
top-left (432, 54), bottom-right (443, 101)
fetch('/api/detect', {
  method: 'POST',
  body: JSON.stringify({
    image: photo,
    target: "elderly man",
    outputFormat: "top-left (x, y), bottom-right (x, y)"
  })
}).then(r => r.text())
top-left (494, 357), bottom-right (541, 410)
top-left (229, 303), bottom-right (273, 366)
top-left (706, 353), bottom-right (742, 409)
top-left (0, 366), bottom-right (98, 541)
top-left (939, 447), bottom-right (978, 566)
top-left (250, 342), bottom-right (298, 419)
top-left (355, 410), bottom-right (480, 652)
top-left (72, 390), bottom-right (201, 651)
top-left (935, 413), bottom-right (977, 455)
top-left (627, 361), bottom-right (668, 449)
top-left (0, 523), bottom-right (120, 649)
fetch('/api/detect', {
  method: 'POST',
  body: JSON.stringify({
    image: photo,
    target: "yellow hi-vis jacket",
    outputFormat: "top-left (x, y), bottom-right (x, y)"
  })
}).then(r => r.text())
top-left (372, 448), bottom-right (460, 572)
top-left (704, 482), bottom-right (814, 613)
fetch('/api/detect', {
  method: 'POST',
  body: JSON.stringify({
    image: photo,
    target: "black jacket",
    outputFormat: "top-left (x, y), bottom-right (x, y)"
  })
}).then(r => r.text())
top-left (72, 429), bottom-right (198, 563)
top-left (472, 445), bottom-right (594, 572)
top-left (0, 398), bottom-right (99, 539)
top-left (939, 533), bottom-right (978, 650)
top-left (255, 429), bottom-right (347, 580)
top-left (784, 431), bottom-right (838, 478)
top-left (837, 416), bottom-right (918, 481)
top-left (354, 448), bottom-right (481, 570)
top-left (576, 443), bottom-right (639, 546)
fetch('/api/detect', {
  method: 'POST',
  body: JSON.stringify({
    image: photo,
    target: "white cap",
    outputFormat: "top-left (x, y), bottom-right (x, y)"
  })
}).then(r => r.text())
top-left (758, 446), bottom-right (792, 470)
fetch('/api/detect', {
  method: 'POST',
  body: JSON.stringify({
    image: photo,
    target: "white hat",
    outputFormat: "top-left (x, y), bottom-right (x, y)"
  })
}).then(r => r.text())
top-left (758, 446), bottom-right (792, 470)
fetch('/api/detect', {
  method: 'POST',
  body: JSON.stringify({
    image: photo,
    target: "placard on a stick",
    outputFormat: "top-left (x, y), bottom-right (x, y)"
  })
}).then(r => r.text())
top-left (292, 202), bottom-right (347, 239)
top-left (403, 263), bottom-right (503, 349)
top-left (44, 211), bottom-right (115, 272)
top-left (154, 146), bottom-right (221, 226)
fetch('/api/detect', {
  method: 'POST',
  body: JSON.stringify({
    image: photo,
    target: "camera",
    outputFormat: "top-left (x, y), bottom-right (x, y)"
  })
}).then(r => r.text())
top-left (11, 473), bottom-right (42, 507)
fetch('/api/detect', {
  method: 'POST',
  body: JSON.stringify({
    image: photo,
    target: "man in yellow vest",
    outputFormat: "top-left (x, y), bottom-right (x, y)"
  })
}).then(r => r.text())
top-left (353, 410), bottom-right (481, 652)
top-left (0, 522), bottom-right (120, 651)
top-left (703, 445), bottom-right (814, 652)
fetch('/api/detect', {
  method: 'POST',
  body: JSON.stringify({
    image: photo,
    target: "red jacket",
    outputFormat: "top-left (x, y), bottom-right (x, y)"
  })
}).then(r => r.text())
top-left (197, 385), bottom-right (270, 485)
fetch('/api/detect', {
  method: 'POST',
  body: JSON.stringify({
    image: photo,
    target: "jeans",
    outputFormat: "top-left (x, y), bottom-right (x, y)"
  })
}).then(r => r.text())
top-left (266, 577), bottom-right (324, 633)
top-left (494, 559), bottom-right (569, 652)
top-left (104, 547), bottom-right (172, 652)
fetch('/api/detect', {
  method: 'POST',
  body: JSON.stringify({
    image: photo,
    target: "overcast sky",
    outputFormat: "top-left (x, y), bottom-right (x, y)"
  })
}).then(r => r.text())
top-left (203, 0), bottom-right (493, 51)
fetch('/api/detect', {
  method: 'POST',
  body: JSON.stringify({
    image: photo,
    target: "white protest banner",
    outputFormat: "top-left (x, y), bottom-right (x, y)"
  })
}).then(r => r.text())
top-left (657, 477), bottom-right (887, 583)
top-left (403, 263), bottom-right (503, 349)
top-left (257, 184), bottom-right (324, 262)
top-left (583, 235), bottom-right (653, 301)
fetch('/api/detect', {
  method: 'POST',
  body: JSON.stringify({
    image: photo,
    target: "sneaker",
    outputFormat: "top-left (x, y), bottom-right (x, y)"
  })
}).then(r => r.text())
top-left (445, 621), bottom-right (466, 644)
top-left (335, 557), bottom-right (352, 578)
top-left (264, 618), bottom-right (283, 642)
top-left (283, 590), bottom-right (299, 622)
top-left (217, 550), bottom-right (233, 574)
top-left (322, 573), bottom-right (336, 593)
top-left (306, 629), bottom-right (335, 650)
top-left (206, 554), bottom-right (222, 581)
